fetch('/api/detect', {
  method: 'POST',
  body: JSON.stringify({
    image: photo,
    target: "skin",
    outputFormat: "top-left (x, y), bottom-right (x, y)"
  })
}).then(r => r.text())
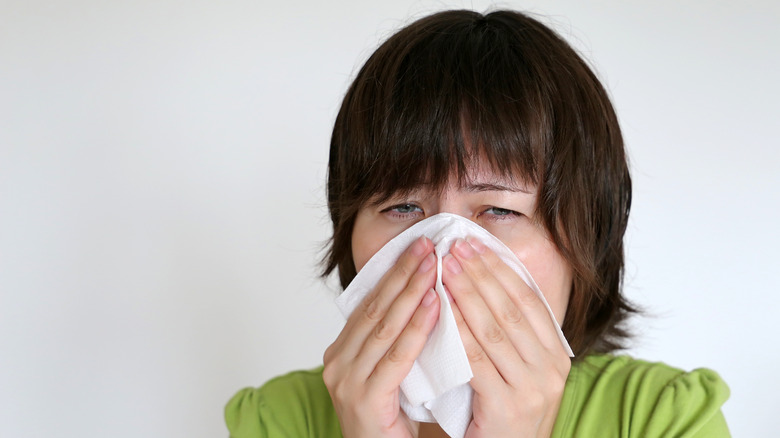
top-left (322, 169), bottom-right (573, 438)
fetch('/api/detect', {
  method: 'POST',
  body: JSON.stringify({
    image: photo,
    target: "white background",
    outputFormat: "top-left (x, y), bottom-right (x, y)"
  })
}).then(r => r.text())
top-left (1, 0), bottom-right (778, 436)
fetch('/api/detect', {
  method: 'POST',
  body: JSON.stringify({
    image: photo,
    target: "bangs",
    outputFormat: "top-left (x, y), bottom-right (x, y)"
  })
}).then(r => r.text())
top-left (334, 10), bottom-right (555, 207)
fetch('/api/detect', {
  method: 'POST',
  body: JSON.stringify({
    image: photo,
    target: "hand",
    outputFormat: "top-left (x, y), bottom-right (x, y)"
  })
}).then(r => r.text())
top-left (323, 236), bottom-right (441, 438)
top-left (442, 237), bottom-right (571, 438)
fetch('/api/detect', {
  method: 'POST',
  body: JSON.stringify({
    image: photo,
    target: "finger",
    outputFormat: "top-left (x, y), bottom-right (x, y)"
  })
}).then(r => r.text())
top-left (447, 293), bottom-right (505, 394)
top-left (442, 253), bottom-right (526, 385)
top-left (352, 253), bottom-right (438, 378)
top-left (367, 288), bottom-right (440, 394)
top-left (448, 239), bottom-right (546, 365)
top-left (465, 236), bottom-right (568, 356)
top-left (332, 236), bottom-right (435, 361)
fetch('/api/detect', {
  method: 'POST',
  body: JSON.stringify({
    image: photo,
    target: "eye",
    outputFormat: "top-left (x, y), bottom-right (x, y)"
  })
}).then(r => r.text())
top-left (486, 207), bottom-right (513, 216)
top-left (390, 204), bottom-right (422, 214)
top-left (381, 203), bottom-right (424, 220)
top-left (479, 206), bottom-right (522, 222)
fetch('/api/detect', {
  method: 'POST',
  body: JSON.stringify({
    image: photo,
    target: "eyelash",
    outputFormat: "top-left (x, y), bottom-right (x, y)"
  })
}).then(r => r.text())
top-left (381, 204), bottom-right (522, 222)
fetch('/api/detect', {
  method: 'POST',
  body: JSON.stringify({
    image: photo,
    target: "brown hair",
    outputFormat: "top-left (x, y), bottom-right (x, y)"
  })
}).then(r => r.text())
top-left (323, 10), bottom-right (635, 357)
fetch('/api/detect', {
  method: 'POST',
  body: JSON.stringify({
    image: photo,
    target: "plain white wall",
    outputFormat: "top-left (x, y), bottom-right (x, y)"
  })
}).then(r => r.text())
top-left (1, 0), bottom-right (778, 436)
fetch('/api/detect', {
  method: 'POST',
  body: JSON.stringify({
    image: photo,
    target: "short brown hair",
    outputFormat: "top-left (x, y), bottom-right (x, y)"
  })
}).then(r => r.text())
top-left (323, 10), bottom-right (635, 357)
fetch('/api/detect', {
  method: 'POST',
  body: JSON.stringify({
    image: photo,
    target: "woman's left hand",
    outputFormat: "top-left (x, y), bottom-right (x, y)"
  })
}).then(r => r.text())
top-left (441, 237), bottom-right (572, 438)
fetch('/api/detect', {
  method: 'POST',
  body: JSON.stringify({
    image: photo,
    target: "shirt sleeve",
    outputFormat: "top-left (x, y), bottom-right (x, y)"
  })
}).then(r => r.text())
top-left (225, 368), bottom-right (342, 438)
top-left (552, 355), bottom-right (731, 438)
top-left (638, 367), bottom-right (731, 437)
top-left (225, 387), bottom-right (273, 438)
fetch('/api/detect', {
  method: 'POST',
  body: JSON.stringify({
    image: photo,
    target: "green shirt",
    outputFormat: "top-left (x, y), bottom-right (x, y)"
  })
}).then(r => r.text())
top-left (225, 354), bottom-right (730, 437)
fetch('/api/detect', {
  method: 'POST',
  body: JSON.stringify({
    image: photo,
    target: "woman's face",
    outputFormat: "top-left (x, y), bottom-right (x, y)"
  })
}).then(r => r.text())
top-left (351, 167), bottom-right (573, 325)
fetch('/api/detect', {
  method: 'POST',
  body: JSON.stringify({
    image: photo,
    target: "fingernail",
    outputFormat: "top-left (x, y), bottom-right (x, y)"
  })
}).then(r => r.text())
top-left (466, 236), bottom-right (486, 254)
top-left (417, 253), bottom-right (435, 273)
top-left (444, 254), bottom-right (462, 274)
top-left (411, 236), bottom-right (427, 256)
top-left (422, 288), bottom-right (437, 307)
top-left (453, 238), bottom-right (475, 259)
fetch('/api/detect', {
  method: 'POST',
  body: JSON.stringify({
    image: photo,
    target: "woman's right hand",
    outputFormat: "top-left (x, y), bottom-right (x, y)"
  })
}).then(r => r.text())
top-left (323, 236), bottom-right (440, 438)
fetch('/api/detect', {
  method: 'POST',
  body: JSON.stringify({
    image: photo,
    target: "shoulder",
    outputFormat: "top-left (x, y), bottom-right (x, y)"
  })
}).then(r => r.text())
top-left (225, 366), bottom-right (341, 438)
top-left (553, 354), bottom-right (731, 437)
top-left (568, 354), bottom-right (728, 395)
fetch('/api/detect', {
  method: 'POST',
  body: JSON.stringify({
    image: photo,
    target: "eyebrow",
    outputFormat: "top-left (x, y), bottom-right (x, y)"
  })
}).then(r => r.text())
top-left (463, 182), bottom-right (533, 194)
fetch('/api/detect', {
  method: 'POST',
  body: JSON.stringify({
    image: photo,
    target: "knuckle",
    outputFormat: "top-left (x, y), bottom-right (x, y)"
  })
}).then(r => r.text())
top-left (333, 382), bottom-right (350, 404)
top-left (384, 343), bottom-right (408, 364)
top-left (407, 311), bottom-right (426, 333)
top-left (321, 362), bottom-right (337, 389)
top-left (454, 284), bottom-right (475, 298)
top-left (407, 312), bottom-right (426, 331)
top-left (470, 265), bottom-right (492, 283)
top-left (372, 318), bottom-right (395, 341)
top-left (361, 296), bottom-right (383, 322)
top-left (524, 388), bottom-right (546, 414)
top-left (323, 343), bottom-right (335, 364)
top-left (500, 304), bottom-right (525, 326)
top-left (516, 288), bottom-right (540, 307)
top-left (394, 259), bottom-right (415, 278)
top-left (482, 323), bottom-right (505, 344)
top-left (466, 343), bottom-right (487, 363)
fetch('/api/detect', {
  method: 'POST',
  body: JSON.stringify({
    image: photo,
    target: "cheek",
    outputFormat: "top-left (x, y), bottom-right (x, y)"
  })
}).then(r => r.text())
top-left (351, 212), bottom-right (405, 272)
top-left (510, 239), bottom-right (573, 325)
top-left (351, 234), bottom-right (386, 273)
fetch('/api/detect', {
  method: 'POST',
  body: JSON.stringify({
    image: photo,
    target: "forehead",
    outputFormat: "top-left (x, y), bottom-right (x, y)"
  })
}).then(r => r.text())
top-left (377, 160), bottom-right (537, 203)
top-left (458, 161), bottom-right (536, 193)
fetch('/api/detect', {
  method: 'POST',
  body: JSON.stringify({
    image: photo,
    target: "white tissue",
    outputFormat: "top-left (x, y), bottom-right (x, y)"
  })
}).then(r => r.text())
top-left (335, 213), bottom-right (573, 438)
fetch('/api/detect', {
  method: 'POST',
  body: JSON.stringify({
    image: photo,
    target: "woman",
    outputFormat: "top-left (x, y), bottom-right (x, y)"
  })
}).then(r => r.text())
top-left (226, 9), bottom-right (729, 437)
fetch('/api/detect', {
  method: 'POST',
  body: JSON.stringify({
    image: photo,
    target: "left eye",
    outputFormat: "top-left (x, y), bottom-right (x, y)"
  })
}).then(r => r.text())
top-left (485, 207), bottom-right (514, 216)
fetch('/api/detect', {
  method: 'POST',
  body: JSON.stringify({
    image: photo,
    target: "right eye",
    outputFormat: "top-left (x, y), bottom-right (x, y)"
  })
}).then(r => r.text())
top-left (381, 203), bottom-right (424, 220)
top-left (391, 204), bottom-right (422, 213)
